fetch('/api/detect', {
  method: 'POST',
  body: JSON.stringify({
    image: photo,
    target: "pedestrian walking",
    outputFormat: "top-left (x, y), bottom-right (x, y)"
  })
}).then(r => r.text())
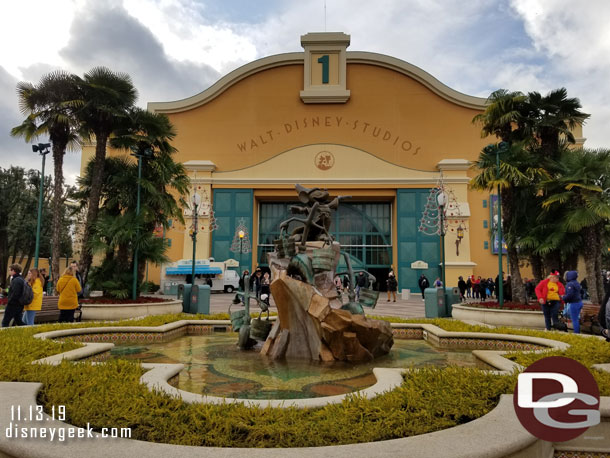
top-left (1, 264), bottom-right (26, 327)
top-left (535, 270), bottom-right (565, 331)
top-left (418, 274), bottom-right (430, 300)
top-left (386, 271), bottom-right (397, 302)
top-left (457, 276), bottom-right (466, 302)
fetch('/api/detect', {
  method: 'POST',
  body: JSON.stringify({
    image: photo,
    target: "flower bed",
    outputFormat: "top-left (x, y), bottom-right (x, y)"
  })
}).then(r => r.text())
top-left (465, 301), bottom-right (541, 311)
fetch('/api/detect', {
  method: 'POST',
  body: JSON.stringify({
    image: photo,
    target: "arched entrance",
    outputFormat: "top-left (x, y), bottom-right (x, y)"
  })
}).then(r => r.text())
top-left (258, 201), bottom-right (392, 290)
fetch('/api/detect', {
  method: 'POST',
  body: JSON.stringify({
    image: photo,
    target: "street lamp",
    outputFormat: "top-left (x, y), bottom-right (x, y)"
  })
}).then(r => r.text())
top-left (486, 141), bottom-right (509, 307)
top-left (191, 192), bottom-right (202, 284)
top-left (131, 147), bottom-right (154, 300)
top-left (32, 143), bottom-right (51, 269)
top-left (436, 189), bottom-right (448, 302)
top-left (238, 230), bottom-right (245, 274)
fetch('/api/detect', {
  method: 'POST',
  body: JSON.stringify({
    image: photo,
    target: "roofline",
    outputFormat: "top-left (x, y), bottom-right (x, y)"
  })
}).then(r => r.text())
top-left (147, 51), bottom-right (487, 114)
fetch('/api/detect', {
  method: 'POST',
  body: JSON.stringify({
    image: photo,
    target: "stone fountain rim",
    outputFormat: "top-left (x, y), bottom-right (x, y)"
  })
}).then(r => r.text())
top-left (30, 319), bottom-right (573, 408)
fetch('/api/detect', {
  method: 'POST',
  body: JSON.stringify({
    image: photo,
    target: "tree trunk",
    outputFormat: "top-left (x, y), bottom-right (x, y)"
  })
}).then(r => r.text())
top-left (0, 216), bottom-right (9, 289)
top-left (23, 248), bottom-right (34, 275)
top-left (508, 246), bottom-right (526, 303)
top-left (529, 254), bottom-right (544, 283)
top-left (79, 133), bottom-right (109, 284)
top-left (543, 250), bottom-right (562, 274)
top-left (564, 251), bottom-right (579, 272)
top-left (583, 226), bottom-right (601, 304)
top-left (501, 187), bottom-right (526, 303)
top-left (51, 145), bottom-right (65, 293)
top-left (593, 223), bottom-right (605, 304)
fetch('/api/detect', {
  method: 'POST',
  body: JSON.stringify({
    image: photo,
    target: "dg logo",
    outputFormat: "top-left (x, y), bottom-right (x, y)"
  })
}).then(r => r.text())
top-left (514, 356), bottom-right (600, 442)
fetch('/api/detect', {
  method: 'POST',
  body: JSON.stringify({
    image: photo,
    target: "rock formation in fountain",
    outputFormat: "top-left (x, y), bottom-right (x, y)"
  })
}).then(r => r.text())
top-left (257, 184), bottom-right (394, 362)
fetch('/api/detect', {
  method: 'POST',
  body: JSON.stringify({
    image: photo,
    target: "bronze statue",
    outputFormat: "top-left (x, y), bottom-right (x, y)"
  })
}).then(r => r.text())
top-left (279, 184), bottom-right (350, 245)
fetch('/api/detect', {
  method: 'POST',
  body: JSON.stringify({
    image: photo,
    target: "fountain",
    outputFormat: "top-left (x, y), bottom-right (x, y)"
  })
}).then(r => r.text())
top-left (230, 184), bottom-right (394, 362)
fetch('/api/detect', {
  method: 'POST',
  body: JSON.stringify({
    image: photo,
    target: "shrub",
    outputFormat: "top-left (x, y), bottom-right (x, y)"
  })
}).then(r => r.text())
top-left (1, 316), bottom-right (609, 447)
top-left (141, 281), bottom-right (160, 293)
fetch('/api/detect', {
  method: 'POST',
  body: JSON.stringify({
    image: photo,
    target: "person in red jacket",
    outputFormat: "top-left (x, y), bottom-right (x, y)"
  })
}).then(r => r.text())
top-left (535, 270), bottom-right (565, 330)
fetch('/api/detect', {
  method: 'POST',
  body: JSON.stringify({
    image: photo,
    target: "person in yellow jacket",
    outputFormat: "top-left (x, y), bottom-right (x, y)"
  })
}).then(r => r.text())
top-left (56, 266), bottom-right (82, 323)
top-left (23, 268), bottom-right (44, 325)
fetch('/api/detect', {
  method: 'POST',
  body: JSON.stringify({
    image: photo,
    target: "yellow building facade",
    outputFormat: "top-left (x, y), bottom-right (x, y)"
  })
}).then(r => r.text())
top-left (82, 32), bottom-right (585, 293)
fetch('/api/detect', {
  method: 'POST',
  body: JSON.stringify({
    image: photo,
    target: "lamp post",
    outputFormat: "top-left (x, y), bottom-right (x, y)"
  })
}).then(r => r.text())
top-left (238, 230), bottom-right (245, 274)
top-left (436, 189), bottom-right (448, 302)
top-left (494, 141), bottom-right (510, 307)
top-left (191, 192), bottom-right (202, 284)
top-left (32, 143), bottom-right (51, 269)
top-left (131, 147), bottom-right (153, 300)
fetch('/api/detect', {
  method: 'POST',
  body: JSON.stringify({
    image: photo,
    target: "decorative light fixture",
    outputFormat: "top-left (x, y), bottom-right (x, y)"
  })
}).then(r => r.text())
top-left (456, 224), bottom-right (465, 255)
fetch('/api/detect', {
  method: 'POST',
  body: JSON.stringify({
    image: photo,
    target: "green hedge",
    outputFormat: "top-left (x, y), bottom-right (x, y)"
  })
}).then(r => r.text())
top-left (0, 316), bottom-right (609, 447)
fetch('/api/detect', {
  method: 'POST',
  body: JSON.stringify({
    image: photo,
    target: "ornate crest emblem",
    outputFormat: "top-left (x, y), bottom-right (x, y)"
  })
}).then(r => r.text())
top-left (314, 151), bottom-right (334, 170)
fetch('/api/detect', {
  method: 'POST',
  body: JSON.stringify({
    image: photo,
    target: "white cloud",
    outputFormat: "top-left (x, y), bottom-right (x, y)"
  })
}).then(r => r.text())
top-left (122, 0), bottom-right (258, 73)
top-left (510, 0), bottom-right (610, 146)
top-left (0, 0), bottom-right (79, 79)
top-left (2, 0), bottom-right (610, 179)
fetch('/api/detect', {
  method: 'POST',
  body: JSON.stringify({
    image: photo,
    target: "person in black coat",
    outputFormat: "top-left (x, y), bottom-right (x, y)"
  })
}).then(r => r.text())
top-left (480, 278), bottom-right (488, 301)
top-left (386, 271), bottom-right (398, 302)
top-left (457, 276), bottom-right (467, 302)
top-left (1, 264), bottom-right (26, 327)
top-left (355, 271), bottom-right (369, 299)
top-left (418, 274), bottom-right (430, 300)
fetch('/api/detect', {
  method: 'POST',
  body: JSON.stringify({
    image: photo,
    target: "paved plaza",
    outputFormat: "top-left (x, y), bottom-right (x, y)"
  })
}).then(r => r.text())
top-left (207, 290), bottom-right (428, 319)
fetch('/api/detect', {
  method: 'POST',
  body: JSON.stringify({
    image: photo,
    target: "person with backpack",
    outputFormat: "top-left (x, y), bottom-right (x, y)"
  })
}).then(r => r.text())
top-left (535, 270), bottom-right (565, 331)
top-left (56, 266), bottom-right (82, 323)
top-left (22, 268), bottom-right (44, 325)
top-left (1, 264), bottom-right (26, 327)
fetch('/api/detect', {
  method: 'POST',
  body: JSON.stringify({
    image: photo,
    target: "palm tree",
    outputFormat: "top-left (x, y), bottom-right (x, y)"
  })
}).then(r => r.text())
top-left (470, 142), bottom-right (548, 303)
top-left (11, 71), bottom-right (81, 285)
top-left (541, 148), bottom-right (610, 304)
top-left (472, 89), bottom-right (529, 143)
top-left (110, 108), bottom-right (190, 288)
top-left (77, 147), bottom-right (188, 297)
top-left (525, 88), bottom-right (590, 159)
top-left (76, 108), bottom-right (188, 296)
top-left (77, 67), bottom-right (138, 283)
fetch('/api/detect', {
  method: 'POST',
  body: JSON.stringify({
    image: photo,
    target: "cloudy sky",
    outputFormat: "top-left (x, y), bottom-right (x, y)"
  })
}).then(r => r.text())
top-left (1, 0), bottom-right (609, 184)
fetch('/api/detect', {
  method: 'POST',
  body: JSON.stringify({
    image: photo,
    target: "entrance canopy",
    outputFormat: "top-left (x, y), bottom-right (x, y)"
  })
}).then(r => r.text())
top-left (165, 266), bottom-right (222, 275)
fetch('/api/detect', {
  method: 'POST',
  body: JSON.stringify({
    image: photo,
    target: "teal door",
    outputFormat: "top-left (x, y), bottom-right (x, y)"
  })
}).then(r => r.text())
top-left (397, 189), bottom-right (440, 293)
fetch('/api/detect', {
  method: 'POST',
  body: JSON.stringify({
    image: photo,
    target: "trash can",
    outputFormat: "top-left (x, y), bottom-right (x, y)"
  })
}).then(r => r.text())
top-left (178, 284), bottom-right (192, 313)
top-left (401, 289), bottom-right (410, 300)
top-left (445, 287), bottom-right (461, 316)
top-left (424, 287), bottom-right (449, 318)
top-left (188, 285), bottom-right (211, 315)
top-left (163, 282), bottom-right (179, 296)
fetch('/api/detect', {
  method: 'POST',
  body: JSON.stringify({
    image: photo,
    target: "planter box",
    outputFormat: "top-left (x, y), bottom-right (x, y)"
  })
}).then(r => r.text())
top-left (452, 304), bottom-right (546, 329)
top-left (81, 299), bottom-right (182, 321)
